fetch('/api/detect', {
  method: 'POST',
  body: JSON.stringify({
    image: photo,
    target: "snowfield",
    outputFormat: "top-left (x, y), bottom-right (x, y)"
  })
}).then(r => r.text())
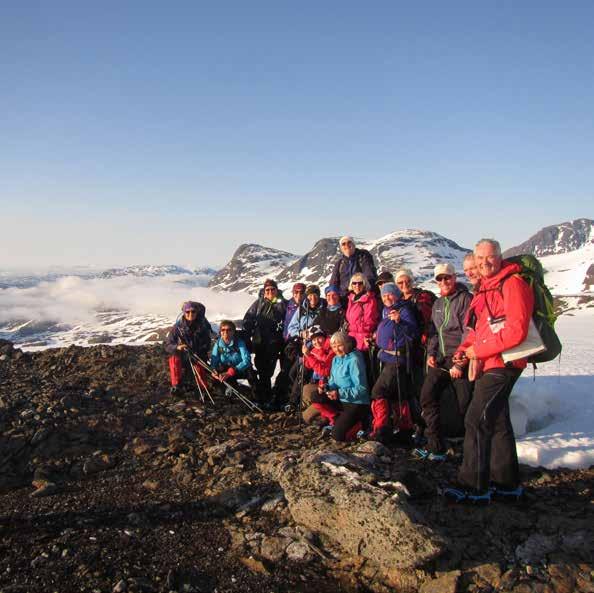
top-left (513, 309), bottom-right (594, 470)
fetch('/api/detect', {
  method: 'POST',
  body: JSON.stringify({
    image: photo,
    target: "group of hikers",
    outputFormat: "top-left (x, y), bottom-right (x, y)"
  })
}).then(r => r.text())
top-left (164, 236), bottom-right (543, 504)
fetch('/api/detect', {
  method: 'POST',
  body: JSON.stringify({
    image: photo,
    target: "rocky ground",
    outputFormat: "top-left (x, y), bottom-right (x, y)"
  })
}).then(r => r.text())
top-left (0, 339), bottom-right (592, 593)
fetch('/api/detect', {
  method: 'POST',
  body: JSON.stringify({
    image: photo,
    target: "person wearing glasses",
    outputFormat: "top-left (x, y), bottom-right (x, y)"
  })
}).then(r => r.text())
top-left (242, 279), bottom-right (287, 407)
top-left (210, 320), bottom-right (253, 386)
top-left (329, 236), bottom-right (377, 298)
top-left (415, 263), bottom-right (473, 461)
top-left (345, 273), bottom-right (380, 352)
top-left (164, 301), bottom-right (213, 395)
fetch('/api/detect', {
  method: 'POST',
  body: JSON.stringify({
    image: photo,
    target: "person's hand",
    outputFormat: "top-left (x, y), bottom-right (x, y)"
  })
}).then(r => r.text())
top-left (327, 390), bottom-right (339, 401)
top-left (465, 345), bottom-right (476, 360)
top-left (302, 344), bottom-right (309, 356)
top-left (177, 344), bottom-right (188, 351)
top-left (211, 371), bottom-right (220, 380)
top-left (450, 366), bottom-right (463, 379)
top-left (317, 384), bottom-right (325, 395)
top-left (388, 309), bottom-right (401, 323)
top-left (427, 356), bottom-right (437, 368)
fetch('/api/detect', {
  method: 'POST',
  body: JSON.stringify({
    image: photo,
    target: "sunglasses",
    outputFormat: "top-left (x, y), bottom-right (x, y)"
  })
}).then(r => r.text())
top-left (351, 281), bottom-right (364, 286)
top-left (436, 275), bottom-right (453, 282)
top-left (264, 287), bottom-right (277, 292)
top-left (184, 309), bottom-right (197, 314)
top-left (220, 328), bottom-right (233, 332)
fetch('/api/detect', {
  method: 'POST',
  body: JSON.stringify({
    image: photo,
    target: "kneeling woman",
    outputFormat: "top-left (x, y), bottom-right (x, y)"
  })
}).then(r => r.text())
top-left (210, 320), bottom-right (253, 385)
top-left (311, 331), bottom-right (370, 441)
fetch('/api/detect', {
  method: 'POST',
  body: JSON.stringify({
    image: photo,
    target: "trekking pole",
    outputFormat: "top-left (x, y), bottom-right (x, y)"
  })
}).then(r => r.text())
top-left (186, 350), bottom-right (206, 404)
top-left (188, 351), bottom-right (263, 413)
top-left (394, 349), bottom-right (403, 434)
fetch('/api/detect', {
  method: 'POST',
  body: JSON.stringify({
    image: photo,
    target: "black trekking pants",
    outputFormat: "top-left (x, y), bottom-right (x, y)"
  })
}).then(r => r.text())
top-left (420, 366), bottom-right (473, 453)
top-left (253, 343), bottom-right (282, 401)
top-left (311, 392), bottom-right (368, 442)
top-left (458, 367), bottom-right (522, 493)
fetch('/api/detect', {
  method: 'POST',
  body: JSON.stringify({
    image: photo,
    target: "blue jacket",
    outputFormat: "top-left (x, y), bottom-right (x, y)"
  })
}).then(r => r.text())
top-left (376, 301), bottom-right (419, 365)
top-left (286, 300), bottom-right (327, 339)
top-left (328, 350), bottom-right (370, 405)
top-left (210, 337), bottom-right (251, 373)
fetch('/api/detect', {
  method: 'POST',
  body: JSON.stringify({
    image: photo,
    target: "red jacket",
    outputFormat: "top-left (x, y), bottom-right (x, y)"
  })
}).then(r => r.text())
top-left (303, 337), bottom-right (335, 378)
top-left (458, 261), bottom-right (534, 372)
top-left (346, 291), bottom-right (380, 351)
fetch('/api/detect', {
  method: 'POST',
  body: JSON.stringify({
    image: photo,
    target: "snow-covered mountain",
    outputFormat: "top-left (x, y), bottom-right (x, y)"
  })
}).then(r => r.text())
top-left (212, 230), bottom-right (470, 295)
top-left (504, 218), bottom-right (594, 258)
top-left (503, 219), bottom-right (594, 314)
top-left (208, 244), bottom-right (300, 293)
top-left (100, 265), bottom-right (217, 279)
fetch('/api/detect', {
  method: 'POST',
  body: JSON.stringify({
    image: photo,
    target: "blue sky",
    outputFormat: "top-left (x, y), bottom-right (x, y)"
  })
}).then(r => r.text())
top-left (1, 1), bottom-right (593, 268)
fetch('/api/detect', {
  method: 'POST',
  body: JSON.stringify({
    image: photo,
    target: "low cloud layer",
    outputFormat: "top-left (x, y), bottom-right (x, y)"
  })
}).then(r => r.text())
top-left (0, 275), bottom-right (254, 325)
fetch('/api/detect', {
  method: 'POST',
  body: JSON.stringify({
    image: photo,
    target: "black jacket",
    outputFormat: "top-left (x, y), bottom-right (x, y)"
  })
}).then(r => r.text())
top-left (243, 295), bottom-right (287, 346)
top-left (329, 248), bottom-right (377, 296)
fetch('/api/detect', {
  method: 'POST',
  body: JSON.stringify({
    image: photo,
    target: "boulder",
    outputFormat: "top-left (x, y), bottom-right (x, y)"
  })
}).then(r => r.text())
top-left (259, 449), bottom-right (448, 570)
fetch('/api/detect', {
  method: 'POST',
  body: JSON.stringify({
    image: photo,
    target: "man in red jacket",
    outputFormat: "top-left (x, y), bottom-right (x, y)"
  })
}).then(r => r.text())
top-left (443, 239), bottom-right (534, 504)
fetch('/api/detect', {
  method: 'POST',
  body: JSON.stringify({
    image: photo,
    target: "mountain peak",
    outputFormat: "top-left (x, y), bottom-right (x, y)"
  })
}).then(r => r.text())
top-left (504, 218), bottom-right (594, 258)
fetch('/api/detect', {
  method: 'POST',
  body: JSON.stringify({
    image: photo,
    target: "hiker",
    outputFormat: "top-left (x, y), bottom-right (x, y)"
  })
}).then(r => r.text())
top-left (283, 283), bottom-right (306, 340)
top-left (368, 283), bottom-right (419, 442)
top-left (345, 273), bottom-right (380, 352)
top-left (376, 271), bottom-right (395, 290)
top-left (310, 331), bottom-right (370, 441)
top-left (242, 279), bottom-right (287, 407)
top-left (165, 301), bottom-right (212, 395)
top-left (443, 239), bottom-right (534, 504)
top-left (463, 253), bottom-right (481, 291)
top-left (394, 268), bottom-right (436, 403)
top-left (314, 285), bottom-right (346, 336)
top-left (286, 284), bottom-right (326, 339)
top-left (415, 263), bottom-right (473, 460)
top-left (296, 325), bottom-right (335, 423)
top-left (329, 236), bottom-right (377, 297)
top-left (210, 320), bottom-right (253, 386)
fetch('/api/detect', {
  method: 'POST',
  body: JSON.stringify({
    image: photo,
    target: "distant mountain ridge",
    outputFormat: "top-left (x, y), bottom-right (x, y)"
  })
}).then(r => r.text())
top-left (503, 218), bottom-right (594, 258)
top-left (209, 230), bottom-right (471, 294)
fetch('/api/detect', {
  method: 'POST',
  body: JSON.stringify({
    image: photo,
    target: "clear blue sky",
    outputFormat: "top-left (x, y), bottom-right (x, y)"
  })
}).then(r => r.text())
top-left (1, 1), bottom-right (593, 268)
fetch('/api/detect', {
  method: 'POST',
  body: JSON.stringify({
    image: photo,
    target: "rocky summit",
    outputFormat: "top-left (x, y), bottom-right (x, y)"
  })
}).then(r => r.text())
top-left (0, 340), bottom-right (593, 593)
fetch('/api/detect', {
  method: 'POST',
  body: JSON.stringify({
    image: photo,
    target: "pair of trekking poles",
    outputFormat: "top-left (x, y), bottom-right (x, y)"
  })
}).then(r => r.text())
top-left (180, 341), bottom-right (263, 414)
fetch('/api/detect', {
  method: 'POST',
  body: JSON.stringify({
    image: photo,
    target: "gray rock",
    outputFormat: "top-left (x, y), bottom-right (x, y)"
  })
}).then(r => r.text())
top-left (515, 533), bottom-right (558, 564)
top-left (259, 449), bottom-right (447, 571)
top-left (285, 541), bottom-right (314, 562)
top-left (260, 536), bottom-right (289, 562)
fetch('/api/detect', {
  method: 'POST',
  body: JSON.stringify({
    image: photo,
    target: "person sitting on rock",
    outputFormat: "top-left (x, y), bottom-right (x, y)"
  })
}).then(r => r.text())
top-left (292, 325), bottom-right (335, 422)
top-left (310, 331), bottom-right (370, 442)
top-left (165, 301), bottom-right (213, 395)
top-left (368, 283), bottom-right (419, 443)
top-left (329, 236), bottom-right (377, 297)
top-left (415, 263), bottom-right (473, 461)
top-left (210, 320), bottom-right (254, 388)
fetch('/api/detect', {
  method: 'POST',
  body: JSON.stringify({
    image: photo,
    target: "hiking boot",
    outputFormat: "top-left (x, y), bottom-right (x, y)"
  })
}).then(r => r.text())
top-left (321, 425), bottom-right (333, 437)
top-left (413, 448), bottom-right (447, 462)
top-left (170, 385), bottom-right (179, 395)
top-left (439, 484), bottom-right (491, 505)
top-left (490, 485), bottom-right (525, 502)
top-left (284, 404), bottom-right (295, 414)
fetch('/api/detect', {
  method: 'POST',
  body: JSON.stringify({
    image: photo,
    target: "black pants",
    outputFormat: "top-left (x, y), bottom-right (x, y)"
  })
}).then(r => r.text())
top-left (311, 392), bottom-right (368, 442)
top-left (420, 366), bottom-right (473, 452)
top-left (458, 367), bottom-right (522, 493)
top-left (253, 343), bottom-right (283, 401)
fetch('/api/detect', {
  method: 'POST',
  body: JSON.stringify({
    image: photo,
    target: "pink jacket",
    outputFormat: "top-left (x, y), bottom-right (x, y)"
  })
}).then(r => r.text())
top-left (346, 291), bottom-right (380, 351)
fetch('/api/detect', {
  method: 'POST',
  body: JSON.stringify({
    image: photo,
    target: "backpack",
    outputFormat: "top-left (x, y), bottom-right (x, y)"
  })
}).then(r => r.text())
top-left (504, 254), bottom-right (562, 364)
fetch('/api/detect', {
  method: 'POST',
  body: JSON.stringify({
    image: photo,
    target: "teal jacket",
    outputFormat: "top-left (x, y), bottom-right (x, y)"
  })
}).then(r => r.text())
top-left (210, 338), bottom-right (251, 373)
top-left (328, 350), bottom-right (370, 405)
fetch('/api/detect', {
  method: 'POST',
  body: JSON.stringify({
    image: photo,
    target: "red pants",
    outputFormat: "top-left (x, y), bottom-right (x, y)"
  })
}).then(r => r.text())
top-left (168, 354), bottom-right (206, 388)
